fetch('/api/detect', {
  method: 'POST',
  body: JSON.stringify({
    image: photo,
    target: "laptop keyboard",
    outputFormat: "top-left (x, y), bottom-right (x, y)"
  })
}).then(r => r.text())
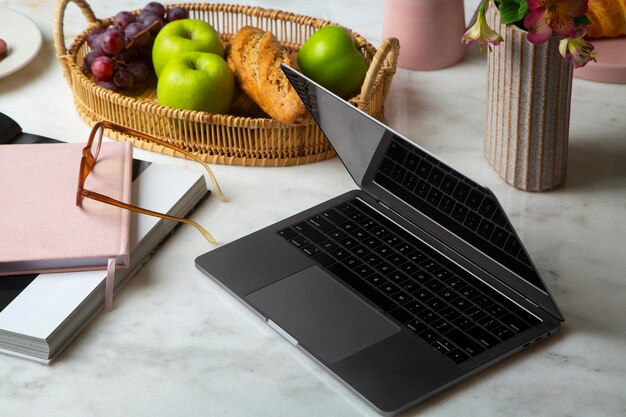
top-left (278, 198), bottom-right (540, 364)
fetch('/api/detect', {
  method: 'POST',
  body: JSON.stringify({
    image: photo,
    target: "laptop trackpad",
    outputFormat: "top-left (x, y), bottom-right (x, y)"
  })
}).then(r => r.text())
top-left (247, 266), bottom-right (400, 364)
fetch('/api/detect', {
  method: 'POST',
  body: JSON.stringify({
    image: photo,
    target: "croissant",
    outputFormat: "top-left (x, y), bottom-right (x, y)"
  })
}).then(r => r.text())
top-left (586, 0), bottom-right (626, 38)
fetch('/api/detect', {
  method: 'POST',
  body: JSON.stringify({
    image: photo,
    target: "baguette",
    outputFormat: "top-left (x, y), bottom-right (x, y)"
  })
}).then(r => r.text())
top-left (227, 26), bottom-right (308, 125)
top-left (586, 0), bottom-right (626, 38)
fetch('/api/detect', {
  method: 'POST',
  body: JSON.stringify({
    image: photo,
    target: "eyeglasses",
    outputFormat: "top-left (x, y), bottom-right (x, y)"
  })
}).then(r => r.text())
top-left (76, 121), bottom-right (225, 243)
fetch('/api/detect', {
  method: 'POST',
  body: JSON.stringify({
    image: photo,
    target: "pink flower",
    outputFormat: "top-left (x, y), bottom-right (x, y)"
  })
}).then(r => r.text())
top-left (559, 26), bottom-right (597, 68)
top-left (462, 0), bottom-right (503, 51)
top-left (524, 0), bottom-right (588, 44)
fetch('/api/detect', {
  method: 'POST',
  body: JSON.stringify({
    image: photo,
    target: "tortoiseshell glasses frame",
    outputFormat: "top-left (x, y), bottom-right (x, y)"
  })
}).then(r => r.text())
top-left (76, 121), bottom-right (225, 243)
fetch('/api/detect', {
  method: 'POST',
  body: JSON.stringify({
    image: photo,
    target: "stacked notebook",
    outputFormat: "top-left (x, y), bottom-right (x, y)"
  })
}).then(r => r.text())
top-left (0, 116), bottom-right (210, 364)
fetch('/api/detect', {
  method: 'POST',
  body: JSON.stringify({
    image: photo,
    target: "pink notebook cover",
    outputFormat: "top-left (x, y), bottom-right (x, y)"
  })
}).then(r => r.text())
top-left (0, 142), bottom-right (132, 276)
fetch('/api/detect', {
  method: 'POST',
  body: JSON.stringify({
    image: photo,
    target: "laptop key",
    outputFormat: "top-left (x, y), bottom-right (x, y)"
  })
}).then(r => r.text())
top-left (301, 245), bottom-right (321, 257)
top-left (328, 229), bottom-right (348, 241)
top-left (387, 270), bottom-right (409, 284)
top-left (329, 247), bottom-right (350, 260)
top-left (418, 328), bottom-right (440, 344)
top-left (294, 222), bottom-right (326, 243)
top-left (446, 328), bottom-right (485, 356)
top-left (365, 274), bottom-right (387, 287)
top-left (486, 303), bottom-right (507, 318)
top-left (432, 319), bottom-right (453, 333)
top-left (289, 235), bottom-right (309, 248)
top-left (432, 338), bottom-right (454, 353)
top-left (321, 209), bottom-right (347, 225)
top-left (386, 141), bottom-right (408, 164)
top-left (493, 326), bottom-right (515, 341)
top-left (342, 256), bottom-right (361, 268)
top-left (453, 316), bottom-right (473, 330)
top-left (440, 174), bottom-right (459, 195)
top-left (327, 263), bottom-right (396, 312)
top-left (308, 215), bottom-right (335, 232)
top-left (400, 279), bottom-right (419, 292)
top-left (466, 189), bottom-right (484, 211)
top-left (416, 308), bottom-right (438, 324)
top-left (319, 240), bottom-right (340, 252)
top-left (278, 228), bottom-right (298, 240)
top-left (405, 300), bottom-right (427, 314)
top-left (440, 306), bottom-right (461, 320)
top-left (445, 349), bottom-right (470, 364)
top-left (452, 182), bottom-right (471, 202)
top-left (312, 252), bottom-right (335, 267)
top-left (379, 283), bottom-right (399, 296)
top-left (406, 319), bottom-right (428, 334)
top-left (336, 202), bottom-right (357, 215)
top-left (501, 313), bottom-right (530, 333)
top-left (373, 244), bottom-right (393, 258)
top-left (354, 264), bottom-right (375, 278)
top-left (379, 158), bottom-right (395, 176)
top-left (467, 326), bottom-right (499, 348)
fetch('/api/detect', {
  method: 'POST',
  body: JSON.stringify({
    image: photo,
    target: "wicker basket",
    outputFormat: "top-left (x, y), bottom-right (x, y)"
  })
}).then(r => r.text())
top-left (53, 0), bottom-right (399, 166)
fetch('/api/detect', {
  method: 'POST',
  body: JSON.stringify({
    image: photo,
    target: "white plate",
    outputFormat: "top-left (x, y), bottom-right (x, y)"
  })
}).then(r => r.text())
top-left (0, 7), bottom-right (43, 79)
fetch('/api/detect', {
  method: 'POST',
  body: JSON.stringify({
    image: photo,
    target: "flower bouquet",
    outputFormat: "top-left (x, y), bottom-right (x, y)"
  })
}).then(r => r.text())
top-left (463, 0), bottom-right (596, 68)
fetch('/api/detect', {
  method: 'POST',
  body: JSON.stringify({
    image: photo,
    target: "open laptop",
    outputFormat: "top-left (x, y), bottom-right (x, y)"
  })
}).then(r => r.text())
top-left (195, 65), bottom-right (564, 416)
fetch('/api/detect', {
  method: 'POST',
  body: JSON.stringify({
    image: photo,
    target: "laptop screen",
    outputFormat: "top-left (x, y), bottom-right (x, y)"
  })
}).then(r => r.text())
top-left (373, 135), bottom-right (542, 289)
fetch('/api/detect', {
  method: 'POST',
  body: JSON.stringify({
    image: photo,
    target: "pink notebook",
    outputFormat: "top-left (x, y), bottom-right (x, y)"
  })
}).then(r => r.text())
top-left (0, 142), bottom-right (132, 308)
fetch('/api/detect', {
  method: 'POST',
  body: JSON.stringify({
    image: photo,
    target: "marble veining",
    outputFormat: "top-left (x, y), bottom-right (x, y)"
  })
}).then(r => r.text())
top-left (1, 1), bottom-right (625, 416)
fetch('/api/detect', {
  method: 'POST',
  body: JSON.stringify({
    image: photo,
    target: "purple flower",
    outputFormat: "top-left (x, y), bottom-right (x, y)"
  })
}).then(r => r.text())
top-left (525, 0), bottom-right (588, 44)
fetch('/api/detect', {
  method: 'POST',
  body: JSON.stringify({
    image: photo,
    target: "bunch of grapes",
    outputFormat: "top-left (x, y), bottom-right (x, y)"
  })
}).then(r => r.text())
top-left (82, 2), bottom-right (189, 91)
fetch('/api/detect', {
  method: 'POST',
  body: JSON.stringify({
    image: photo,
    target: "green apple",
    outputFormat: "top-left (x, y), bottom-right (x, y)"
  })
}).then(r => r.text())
top-left (297, 26), bottom-right (368, 98)
top-left (157, 51), bottom-right (234, 114)
top-left (152, 19), bottom-right (224, 77)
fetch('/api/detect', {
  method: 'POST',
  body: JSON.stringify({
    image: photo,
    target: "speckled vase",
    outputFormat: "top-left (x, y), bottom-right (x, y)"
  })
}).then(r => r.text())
top-left (484, 3), bottom-right (574, 191)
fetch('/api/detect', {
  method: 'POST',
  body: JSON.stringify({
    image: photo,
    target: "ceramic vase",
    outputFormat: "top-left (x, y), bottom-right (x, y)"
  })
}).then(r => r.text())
top-left (484, 2), bottom-right (574, 191)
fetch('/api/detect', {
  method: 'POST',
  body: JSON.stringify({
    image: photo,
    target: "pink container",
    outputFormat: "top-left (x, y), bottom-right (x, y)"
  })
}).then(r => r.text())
top-left (383, 0), bottom-right (466, 70)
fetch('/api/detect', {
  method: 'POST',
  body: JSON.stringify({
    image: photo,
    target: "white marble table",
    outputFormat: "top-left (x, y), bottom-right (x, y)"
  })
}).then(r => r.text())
top-left (1, 1), bottom-right (625, 416)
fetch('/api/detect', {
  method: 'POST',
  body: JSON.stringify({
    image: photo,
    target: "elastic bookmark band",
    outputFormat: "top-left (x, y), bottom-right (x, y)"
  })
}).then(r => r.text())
top-left (105, 257), bottom-right (116, 311)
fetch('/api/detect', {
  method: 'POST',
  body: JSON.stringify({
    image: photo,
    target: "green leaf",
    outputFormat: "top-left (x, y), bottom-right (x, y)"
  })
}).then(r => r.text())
top-left (574, 15), bottom-right (592, 28)
top-left (498, 0), bottom-right (529, 25)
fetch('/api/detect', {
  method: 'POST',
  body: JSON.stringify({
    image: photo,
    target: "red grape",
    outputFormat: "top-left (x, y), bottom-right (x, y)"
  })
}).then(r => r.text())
top-left (144, 2), bottom-right (166, 19)
top-left (125, 22), bottom-right (150, 46)
top-left (138, 12), bottom-right (164, 36)
top-left (82, 50), bottom-right (99, 74)
top-left (126, 61), bottom-right (150, 84)
top-left (91, 56), bottom-right (115, 81)
top-left (113, 11), bottom-right (135, 32)
top-left (118, 45), bottom-right (139, 62)
top-left (101, 29), bottom-right (125, 56)
top-left (166, 7), bottom-right (189, 22)
top-left (97, 80), bottom-right (119, 91)
top-left (86, 28), bottom-right (104, 49)
top-left (113, 68), bottom-right (134, 90)
top-left (86, 3), bottom-right (193, 94)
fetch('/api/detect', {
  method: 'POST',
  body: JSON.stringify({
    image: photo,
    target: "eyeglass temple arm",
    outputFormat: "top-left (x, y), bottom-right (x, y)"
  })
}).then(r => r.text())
top-left (80, 189), bottom-right (216, 243)
top-left (102, 122), bottom-right (226, 202)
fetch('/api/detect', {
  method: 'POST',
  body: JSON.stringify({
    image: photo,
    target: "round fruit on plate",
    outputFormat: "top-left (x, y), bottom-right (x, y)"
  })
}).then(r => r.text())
top-left (156, 51), bottom-right (234, 114)
top-left (297, 25), bottom-right (368, 99)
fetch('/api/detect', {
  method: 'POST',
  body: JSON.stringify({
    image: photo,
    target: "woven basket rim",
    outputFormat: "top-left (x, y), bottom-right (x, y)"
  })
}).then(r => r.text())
top-left (53, 0), bottom-right (399, 166)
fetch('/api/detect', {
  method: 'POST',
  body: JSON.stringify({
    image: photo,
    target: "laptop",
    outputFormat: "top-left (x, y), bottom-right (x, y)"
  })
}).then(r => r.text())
top-left (195, 65), bottom-right (564, 416)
